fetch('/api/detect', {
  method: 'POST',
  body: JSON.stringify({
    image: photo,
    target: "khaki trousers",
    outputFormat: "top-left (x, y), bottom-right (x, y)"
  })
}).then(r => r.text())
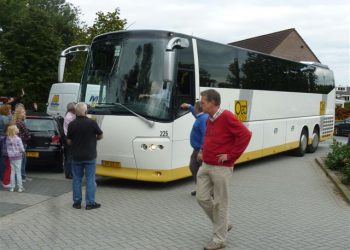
top-left (196, 163), bottom-right (233, 244)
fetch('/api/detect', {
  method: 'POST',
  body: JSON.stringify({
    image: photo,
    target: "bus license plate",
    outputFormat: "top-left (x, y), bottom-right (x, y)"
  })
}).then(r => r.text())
top-left (102, 160), bottom-right (120, 168)
top-left (26, 152), bottom-right (39, 158)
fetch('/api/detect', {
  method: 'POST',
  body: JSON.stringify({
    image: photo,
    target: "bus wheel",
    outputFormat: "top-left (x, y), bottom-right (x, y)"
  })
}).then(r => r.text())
top-left (294, 129), bottom-right (308, 157)
top-left (306, 129), bottom-right (319, 153)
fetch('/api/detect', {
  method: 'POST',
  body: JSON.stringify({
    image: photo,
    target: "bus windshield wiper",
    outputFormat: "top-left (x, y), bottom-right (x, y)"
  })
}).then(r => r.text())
top-left (113, 102), bottom-right (155, 128)
top-left (93, 103), bottom-right (155, 128)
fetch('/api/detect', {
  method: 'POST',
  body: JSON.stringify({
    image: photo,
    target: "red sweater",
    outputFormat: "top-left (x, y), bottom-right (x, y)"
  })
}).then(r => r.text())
top-left (203, 110), bottom-right (252, 167)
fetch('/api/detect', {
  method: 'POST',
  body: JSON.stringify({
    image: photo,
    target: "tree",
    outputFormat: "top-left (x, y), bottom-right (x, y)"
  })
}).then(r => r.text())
top-left (0, 0), bottom-right (81, 106)
top-left (62, 8), bottom-right (127, 83)
top-left (87, 8), bottom-right (127, 41)
top-left (0, 1), bottom-right (127, 108)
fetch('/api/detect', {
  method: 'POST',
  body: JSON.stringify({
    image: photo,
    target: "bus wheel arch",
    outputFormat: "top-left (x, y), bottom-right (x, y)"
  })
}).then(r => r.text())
top-left (306, 125), bottom-right (320, 153)
top-left (294, 127), bottom-right (308, 157)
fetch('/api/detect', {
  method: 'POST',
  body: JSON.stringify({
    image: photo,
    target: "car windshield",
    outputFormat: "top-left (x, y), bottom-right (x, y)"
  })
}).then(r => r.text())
top-left (26, 119), bottom-right (55, 131)
top-left (81, 35), bottom-right (173, 121)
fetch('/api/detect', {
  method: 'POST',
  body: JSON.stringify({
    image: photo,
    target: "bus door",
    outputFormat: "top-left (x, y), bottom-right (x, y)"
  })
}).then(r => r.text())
top-left (172, 64), bottom-right (196, 171)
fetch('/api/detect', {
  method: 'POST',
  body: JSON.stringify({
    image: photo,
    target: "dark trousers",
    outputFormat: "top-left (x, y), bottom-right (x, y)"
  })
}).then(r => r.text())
top-left (64, 144), bottom-right (73, 177)
top-left (189, 149), bottom-right (202, 183)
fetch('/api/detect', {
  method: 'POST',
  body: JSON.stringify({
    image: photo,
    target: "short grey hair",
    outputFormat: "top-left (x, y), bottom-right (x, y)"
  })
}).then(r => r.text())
top-left (200, 89), bottom-right (221, 106)
top-left (75, 102), bottom-right (87, 116)
top-left (66, 102), bottom-right (76, 112)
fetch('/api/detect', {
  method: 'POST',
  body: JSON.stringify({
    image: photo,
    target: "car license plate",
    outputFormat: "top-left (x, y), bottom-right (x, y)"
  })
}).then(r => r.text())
top-left (102, 160), bottom-right (120, 168)
top-left (26, 152), bottom-right (39, 158)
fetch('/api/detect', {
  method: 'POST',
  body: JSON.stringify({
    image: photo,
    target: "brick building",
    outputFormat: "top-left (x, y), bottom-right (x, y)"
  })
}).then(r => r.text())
top-left (229, 28), bottom-right (320, 63)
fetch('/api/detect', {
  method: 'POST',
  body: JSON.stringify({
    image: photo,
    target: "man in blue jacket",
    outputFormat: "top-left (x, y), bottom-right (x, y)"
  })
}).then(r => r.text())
top-left (181, 101), bottom-right (208, 195)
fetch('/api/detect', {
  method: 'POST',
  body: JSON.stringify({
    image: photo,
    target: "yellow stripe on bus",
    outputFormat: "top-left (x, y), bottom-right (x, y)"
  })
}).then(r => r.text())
top-left (96, 139), bottom-right (326, 182)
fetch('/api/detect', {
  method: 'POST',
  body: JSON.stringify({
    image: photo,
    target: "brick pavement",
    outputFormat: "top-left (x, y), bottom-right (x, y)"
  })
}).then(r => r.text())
top-left (0, 143), bottom-right (349, 249)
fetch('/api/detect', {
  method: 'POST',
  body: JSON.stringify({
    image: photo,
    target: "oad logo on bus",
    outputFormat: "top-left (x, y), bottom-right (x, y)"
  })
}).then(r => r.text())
top-left (320, 101), bottom-right (325, 115)
top-left (234, 100), bottom-right (248, 122)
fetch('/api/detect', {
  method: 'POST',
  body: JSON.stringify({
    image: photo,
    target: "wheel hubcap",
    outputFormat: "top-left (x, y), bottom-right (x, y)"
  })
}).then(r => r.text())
top-left (312, 133), bottom-right (319, 148)
top-left (300, 134), bottom-right (307, 151)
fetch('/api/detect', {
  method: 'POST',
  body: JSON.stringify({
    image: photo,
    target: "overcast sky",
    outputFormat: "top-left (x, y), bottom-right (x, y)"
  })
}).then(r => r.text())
top-left (68, 0), bottom-right (349, 85)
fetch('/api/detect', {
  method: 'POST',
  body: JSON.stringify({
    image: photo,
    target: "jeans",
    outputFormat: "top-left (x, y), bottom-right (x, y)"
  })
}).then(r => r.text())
top-left (10, 159), bottom-right (23, 189)
top-left (21, 144), bottom-right (27, 179)
top-left (72, 159), bottom-right (96, 206)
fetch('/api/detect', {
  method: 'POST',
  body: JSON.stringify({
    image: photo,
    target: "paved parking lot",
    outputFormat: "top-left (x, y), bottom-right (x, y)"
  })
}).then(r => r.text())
top-left (0, 141), bottom-right (349, 249)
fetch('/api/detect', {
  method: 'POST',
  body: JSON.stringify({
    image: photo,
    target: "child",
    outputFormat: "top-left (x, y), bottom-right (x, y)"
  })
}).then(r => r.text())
top-left (1, 123), bottom-right (12, 189)
top-left (6, 124), bottom-right (25, 192)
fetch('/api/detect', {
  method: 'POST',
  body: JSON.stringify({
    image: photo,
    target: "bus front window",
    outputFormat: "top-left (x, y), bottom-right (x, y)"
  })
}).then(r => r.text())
top-left (81, 37), bottom-right (172, 120)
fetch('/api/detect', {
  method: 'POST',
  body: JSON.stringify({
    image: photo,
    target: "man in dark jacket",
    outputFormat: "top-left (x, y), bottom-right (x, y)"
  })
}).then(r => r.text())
top-left (67, 102), bottom-right (103, 210)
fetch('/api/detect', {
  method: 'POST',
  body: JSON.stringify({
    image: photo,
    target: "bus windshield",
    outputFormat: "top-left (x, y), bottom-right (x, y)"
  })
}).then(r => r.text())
top-left (81, 36), bottom-right (173, 121)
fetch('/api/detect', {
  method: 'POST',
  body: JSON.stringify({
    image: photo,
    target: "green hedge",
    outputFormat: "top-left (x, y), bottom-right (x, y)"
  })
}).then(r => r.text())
top-left (325, 139), bottom-right (350, 184)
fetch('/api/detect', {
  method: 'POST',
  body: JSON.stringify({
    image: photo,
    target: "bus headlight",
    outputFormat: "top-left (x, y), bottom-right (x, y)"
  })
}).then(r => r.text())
top-left (140, 144), bottom-right (164, 151)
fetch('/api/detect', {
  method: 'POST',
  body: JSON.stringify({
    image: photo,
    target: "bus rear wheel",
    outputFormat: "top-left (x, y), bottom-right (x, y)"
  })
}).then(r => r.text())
top-left (294, 129), bottom-right (308, 157)
top-left (306, 129), bottom-right (320, 153)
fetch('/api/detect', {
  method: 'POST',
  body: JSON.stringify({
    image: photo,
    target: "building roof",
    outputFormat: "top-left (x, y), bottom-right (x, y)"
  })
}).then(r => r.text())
top-left (229, 28), bottom-right (320, 63)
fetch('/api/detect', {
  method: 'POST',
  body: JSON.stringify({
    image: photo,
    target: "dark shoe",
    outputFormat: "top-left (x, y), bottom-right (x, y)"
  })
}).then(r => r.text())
top-left (228, 224), bottom-right (233, 232)
top-left (204, 241), bottom-right (226, 250)
top-left (86, 202), bottom-right (101, 210)
top-left (72, 203), bottom-right (81, 209)
top-left (191, 190), bottom-right (196, 196)
top-left (65, 175), bottom-right (73, 179)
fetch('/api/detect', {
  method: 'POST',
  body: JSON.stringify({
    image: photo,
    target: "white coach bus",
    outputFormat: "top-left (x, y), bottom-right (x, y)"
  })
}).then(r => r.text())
top-left (59, 30), bottom-right (335, 182)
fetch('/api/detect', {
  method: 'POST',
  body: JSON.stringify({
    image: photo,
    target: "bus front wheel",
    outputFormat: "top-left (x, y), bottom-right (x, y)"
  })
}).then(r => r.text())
top-left (294, 129), bottom-right (308, 157)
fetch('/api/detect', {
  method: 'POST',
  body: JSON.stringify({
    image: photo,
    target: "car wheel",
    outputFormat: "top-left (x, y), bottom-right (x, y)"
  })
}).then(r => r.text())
top-left (294, 129), bottom-right (308, 157)
top-left (306, 128), bottom-right (319, 153)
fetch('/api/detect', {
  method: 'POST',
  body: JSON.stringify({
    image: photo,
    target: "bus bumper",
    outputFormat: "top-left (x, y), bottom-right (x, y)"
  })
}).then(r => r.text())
top-left (96, 165), bottom-right (191, 182)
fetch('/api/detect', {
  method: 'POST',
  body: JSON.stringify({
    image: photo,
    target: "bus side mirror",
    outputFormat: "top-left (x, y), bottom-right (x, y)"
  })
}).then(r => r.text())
top-left (164, 37), bottom-right (189, 83)
top-left (164, 51), bottom-right (175, 82)
top-left (58, 56), bottom-right (66, 83)
top-left (57, 45), bottom-right (90, 83)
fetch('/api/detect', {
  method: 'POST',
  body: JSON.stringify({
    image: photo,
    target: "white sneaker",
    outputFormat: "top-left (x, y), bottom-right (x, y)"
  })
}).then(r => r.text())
top-left (9, 188), bottom-right (14, 192)
top-left (18, 188), bottom-right (24, 193)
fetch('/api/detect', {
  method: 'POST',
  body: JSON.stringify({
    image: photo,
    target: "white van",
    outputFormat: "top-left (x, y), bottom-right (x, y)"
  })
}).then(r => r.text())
top-left (47, 83), bottom-right (100, 117)
top-left (47, 83), bottom-right (79, 117)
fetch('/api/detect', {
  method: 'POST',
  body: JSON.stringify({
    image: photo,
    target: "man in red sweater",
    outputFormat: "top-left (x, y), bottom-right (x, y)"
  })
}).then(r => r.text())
top-left (197, 89), bottom-right (251, 250)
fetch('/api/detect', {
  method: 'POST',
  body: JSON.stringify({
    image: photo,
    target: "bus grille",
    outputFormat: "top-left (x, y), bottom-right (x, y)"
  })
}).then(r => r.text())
top-left (321, 116), bottom-right (334, 138)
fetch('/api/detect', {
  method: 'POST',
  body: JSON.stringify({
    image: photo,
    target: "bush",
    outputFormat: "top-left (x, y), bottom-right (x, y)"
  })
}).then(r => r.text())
top-left (335, 106), bottom-right (350, 120)
top-left (325, 139), bottom-right (350, 184)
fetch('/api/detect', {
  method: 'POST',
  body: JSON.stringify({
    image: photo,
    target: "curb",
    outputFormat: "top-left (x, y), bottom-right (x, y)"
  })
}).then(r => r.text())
top-left (315, 157), bottom-right (350, 205)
